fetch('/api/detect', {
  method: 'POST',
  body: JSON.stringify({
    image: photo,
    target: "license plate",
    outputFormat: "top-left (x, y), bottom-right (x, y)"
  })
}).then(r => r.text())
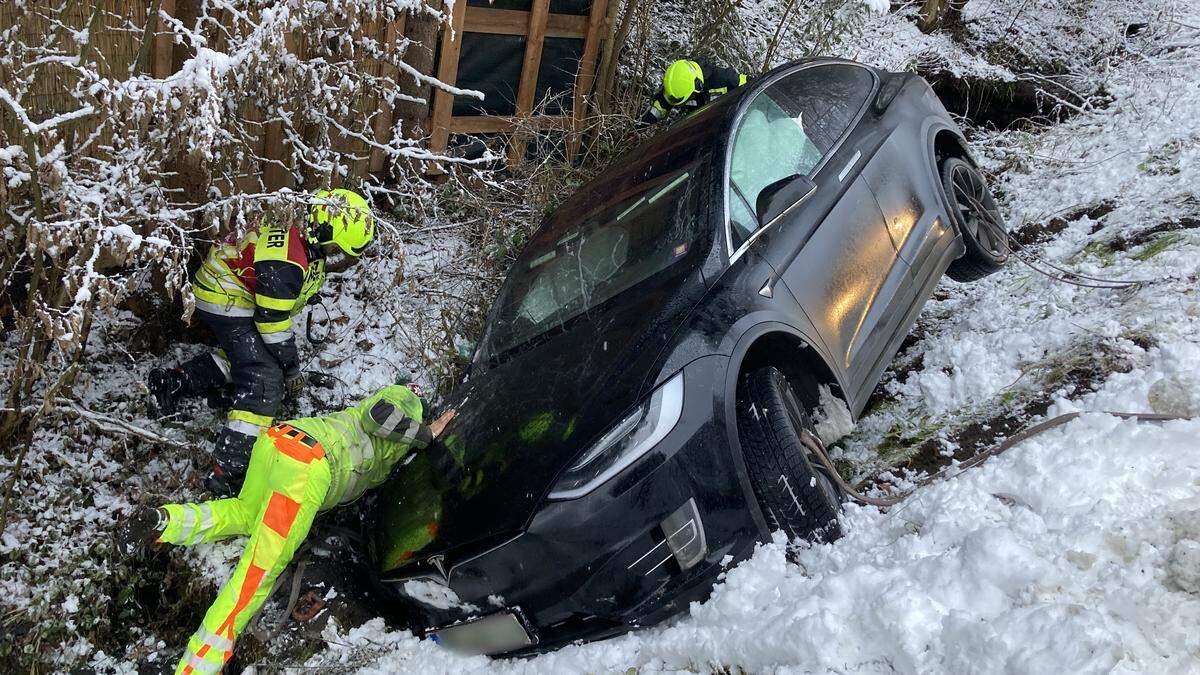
top-left (430, 611), bottom-right (535, 655)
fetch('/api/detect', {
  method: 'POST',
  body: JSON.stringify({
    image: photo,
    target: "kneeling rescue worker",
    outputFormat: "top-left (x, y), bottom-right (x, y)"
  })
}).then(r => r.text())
top-left (149, 188), bottom-right (375, 495)
top-left (641, 58), bottom-right (749, 125)
top-left (120, 384), bottom-right (456, 674)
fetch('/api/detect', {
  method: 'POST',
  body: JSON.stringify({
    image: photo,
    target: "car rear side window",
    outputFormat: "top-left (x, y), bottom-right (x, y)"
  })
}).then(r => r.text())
top-left (727, 63), bottom-right (875, 251)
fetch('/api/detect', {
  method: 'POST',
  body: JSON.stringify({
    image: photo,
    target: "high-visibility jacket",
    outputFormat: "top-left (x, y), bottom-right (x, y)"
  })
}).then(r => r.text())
top-left (290, 385), bottom-right (434, 509)
top-left (641, 59), bottom-right (749, 124)
top-left (192, 223), bottom-right (326, 344)
top-left (161, 385), bottom-right (432, 675)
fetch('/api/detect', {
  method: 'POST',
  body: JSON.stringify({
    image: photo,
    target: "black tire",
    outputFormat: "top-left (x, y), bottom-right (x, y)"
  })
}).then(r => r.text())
top-left (736, 367), bottom-right (842, 543)
top-left (942, 157), bottom-right (1009, 282)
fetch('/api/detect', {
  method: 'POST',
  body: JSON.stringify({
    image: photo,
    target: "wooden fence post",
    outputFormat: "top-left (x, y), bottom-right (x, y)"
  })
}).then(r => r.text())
top-left (369, 16), bottom-right (407, 174)
top-left (429, 0), bottom-right (468, 158)
top-left (567, 0), bottom-right (610, 160)
top-left (153, 0), bottom-right (176, 78)
top-left (263, 31), bottom-right (301, 190)
top-left (508, 0), bottom-right (551, 165)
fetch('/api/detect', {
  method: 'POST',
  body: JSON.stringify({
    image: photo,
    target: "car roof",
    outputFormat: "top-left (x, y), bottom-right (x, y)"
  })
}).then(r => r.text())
top-left (544, 58), bottom-right (882, 240)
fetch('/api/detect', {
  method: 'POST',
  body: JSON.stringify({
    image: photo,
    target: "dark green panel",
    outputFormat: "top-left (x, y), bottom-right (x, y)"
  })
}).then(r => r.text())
top-left (534, 37), bottom-right (584, 115)
top-left (453, 33), bottom-right (526, 117)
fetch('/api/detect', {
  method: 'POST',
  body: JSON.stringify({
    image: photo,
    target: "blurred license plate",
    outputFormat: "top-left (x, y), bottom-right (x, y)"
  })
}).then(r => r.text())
top-left (430, 611), bottom-right (534, 655)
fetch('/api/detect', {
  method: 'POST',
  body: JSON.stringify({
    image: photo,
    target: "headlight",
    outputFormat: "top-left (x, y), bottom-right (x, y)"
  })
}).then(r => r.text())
top-left (548, 372), bottom-right (684, 500)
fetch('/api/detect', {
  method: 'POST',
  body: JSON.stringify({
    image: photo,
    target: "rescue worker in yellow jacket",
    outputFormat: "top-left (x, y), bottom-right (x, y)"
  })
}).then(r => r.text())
top-left (640, 58), bottom-right (749, 125)
top-left (149, 188), bottom-right (375, 494)
top-left (120, 384), bottom-right (456, 674)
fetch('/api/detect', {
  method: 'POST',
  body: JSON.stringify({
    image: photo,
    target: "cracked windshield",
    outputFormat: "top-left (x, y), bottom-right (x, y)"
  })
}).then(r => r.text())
top-left (481, 164), bottom-right (701, 361)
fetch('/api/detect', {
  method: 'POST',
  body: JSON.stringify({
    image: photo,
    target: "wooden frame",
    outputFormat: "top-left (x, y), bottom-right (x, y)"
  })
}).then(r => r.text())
top-left (429, 0), bottom-right (611, 165)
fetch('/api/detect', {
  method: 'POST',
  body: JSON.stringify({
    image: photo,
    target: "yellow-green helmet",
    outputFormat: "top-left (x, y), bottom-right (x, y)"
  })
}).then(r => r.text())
top-left (307, 188), bottom-right (375, 257)
top-left (663, 60), bottom-right (704, 106)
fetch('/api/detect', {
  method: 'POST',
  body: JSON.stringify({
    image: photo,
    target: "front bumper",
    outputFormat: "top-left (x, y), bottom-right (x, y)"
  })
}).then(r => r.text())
top-left (379, 355), bottom-right (762, 654)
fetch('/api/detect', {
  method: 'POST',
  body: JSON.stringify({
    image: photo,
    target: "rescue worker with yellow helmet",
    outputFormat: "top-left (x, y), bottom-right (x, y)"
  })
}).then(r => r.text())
top-left (119, 384), bottom-right (457, 674)
top-left (148, 188), bottom-right (375, 495)
top-left (641, 58), bottom-right (749, 125)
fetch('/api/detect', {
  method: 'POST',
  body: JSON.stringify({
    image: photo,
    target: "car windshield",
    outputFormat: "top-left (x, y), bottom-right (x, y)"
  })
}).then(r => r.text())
top-left (479, 163), bottom-right (703, 362)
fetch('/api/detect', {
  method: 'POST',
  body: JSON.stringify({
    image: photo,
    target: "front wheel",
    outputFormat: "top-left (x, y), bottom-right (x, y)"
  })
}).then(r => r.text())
top-left (736, 367), bottom-right (842, 544)
top-left (942, 157), bottom-right (1009, 282)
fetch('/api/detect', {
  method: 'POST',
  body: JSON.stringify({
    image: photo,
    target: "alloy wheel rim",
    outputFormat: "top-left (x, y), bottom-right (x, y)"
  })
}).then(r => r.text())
top-left (951, 164), bottom-right (1006, 257)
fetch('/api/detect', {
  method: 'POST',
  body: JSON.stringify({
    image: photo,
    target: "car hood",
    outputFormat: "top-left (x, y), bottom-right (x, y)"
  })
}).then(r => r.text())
top-left (373, 267), bottom-right (708, 574)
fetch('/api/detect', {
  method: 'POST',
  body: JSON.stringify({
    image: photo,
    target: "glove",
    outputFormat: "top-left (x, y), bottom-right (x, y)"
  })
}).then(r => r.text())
top-left (284, 369), bottom-right (304, 400)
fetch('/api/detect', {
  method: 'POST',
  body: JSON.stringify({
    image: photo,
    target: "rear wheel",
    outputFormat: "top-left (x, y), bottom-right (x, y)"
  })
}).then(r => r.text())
top-left (736, 367), bottom-right (842, 543)
top-left (942, 157), bottom-right (1009, 282)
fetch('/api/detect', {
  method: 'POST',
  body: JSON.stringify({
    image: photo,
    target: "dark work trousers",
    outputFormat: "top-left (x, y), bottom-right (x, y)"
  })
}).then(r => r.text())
top-left (190, 311), bottom-right (286, 480)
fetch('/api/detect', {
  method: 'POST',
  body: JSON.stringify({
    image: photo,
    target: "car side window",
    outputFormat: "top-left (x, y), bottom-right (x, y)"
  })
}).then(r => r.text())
top-left (771, 64), bottom-right (875, 154)
top-left (727, 64), bottom-right (875, 251)
top-left (729, 188), bottom-right (758, 245)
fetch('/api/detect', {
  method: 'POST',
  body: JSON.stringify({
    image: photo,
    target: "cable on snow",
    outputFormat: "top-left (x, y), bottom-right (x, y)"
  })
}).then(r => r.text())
top-left (801, 411), bottom-right (1189, 509)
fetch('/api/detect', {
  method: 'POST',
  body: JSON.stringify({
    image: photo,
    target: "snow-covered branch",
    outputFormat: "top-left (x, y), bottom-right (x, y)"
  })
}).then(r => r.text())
top-left (0, 0), bottom-right (476, 439)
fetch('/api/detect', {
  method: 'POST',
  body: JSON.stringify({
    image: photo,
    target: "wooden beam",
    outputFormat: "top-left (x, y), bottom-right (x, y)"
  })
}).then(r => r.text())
top-left (463, 8), bottom-right (588, 38)
top-left (567, 0), bottom-right (610, 160)
top-left (370, 16), bottom-right (406, 173)
top-left (152, 0), bottom-right (176, 78)
top-left (429, 0), bottom-right (468, 157)
top-left (509, 0), bottom-right (551, 165)
top-left (450, 116), bottom-right (515, 134)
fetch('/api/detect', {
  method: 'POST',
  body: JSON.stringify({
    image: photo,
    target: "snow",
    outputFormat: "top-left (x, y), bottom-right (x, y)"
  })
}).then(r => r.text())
top-left (814, 384), bottom-right (855, 444)
top-left (402, 579), bottom-right (478, 612)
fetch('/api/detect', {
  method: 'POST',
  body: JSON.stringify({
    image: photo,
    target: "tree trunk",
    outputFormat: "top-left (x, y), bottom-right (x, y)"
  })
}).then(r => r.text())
top-left (918, 0), bottom-right (967, 34)
top-left (593, 0), bottom-right (624, 115)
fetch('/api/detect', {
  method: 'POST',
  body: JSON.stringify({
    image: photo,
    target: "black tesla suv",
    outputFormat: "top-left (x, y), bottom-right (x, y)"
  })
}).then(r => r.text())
top-left (365, 57), bottom-right (1009, 656)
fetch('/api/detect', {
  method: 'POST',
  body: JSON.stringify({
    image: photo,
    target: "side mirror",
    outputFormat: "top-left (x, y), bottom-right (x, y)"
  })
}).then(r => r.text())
top-left (755, 174), bottom-right (817, 227)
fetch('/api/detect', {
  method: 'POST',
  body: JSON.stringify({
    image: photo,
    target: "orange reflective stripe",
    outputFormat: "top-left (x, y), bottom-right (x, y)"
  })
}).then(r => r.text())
top-left (262, 492), bottom-right (302, 538)
top-left (186, 562), bottom-right (267, 673)
top-left (216, 561), bottom-right (267, 637)
top-left (266, 424), bottom-right (326, 463)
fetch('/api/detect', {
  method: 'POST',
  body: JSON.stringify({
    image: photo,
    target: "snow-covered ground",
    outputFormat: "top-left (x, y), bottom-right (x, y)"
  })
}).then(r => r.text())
top-left (4, 0), bottom-right (1199, 672)
top-left (300, 3), bottom-right (1200, 674)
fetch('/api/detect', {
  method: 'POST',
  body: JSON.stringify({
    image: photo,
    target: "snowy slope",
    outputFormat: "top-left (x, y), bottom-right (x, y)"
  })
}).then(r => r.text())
top-left (297, 3), bottom-right (1200, 674)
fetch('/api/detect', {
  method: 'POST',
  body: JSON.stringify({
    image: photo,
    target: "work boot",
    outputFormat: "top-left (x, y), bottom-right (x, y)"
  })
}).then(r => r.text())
top-left (204, 463), bottom-right (242, 497)
top-left (147, 367), bottom-right (186, 417)
top-left (206, 428), bottom-right (253, 496)
top-left (115, 506), bottom-right (167, 557)
top-left (205, 385), bottom-right (235, 411)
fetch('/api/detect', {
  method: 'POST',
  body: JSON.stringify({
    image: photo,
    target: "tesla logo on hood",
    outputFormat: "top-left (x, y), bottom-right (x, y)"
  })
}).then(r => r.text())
top-left (428, 554), bottom-right (448, 581)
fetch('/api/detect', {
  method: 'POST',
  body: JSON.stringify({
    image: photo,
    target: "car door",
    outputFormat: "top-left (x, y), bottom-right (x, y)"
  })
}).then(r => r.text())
top-left (858, 84), bottom-right (954, 285)
top-left (726, 63), bottom-right (913, 401)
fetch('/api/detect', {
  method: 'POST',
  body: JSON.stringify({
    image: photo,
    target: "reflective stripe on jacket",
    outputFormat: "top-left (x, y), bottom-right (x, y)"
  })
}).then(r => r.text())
top-left (192, 223), bottom-right (326, 339)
